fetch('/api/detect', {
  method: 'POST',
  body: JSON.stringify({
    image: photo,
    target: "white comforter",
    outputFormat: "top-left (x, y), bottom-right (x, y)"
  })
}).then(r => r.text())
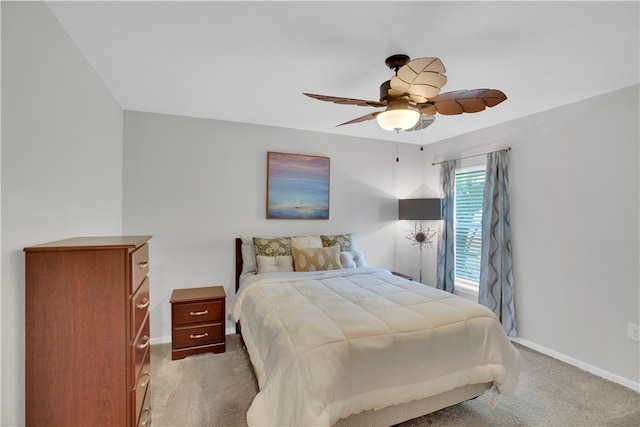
top-left (233, 268), bottom-right (521, 427)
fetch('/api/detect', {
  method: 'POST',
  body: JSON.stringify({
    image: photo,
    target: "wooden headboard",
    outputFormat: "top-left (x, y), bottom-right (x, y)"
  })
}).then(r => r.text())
top-left (235, 238), bottom-right (242, 293)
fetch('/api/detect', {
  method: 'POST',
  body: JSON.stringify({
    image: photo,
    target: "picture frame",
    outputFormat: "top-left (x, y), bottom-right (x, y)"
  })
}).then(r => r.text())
top-left (266, 151), bottom-right (330, 219)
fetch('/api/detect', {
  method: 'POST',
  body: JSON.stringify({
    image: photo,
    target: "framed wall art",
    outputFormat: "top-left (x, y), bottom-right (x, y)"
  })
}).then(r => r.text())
top-left (266, 151), bottom-right (330, 219)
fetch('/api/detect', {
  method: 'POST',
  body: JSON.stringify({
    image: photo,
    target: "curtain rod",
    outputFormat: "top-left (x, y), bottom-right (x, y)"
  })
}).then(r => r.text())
top-left (431, 146), bottom-right (512, 166)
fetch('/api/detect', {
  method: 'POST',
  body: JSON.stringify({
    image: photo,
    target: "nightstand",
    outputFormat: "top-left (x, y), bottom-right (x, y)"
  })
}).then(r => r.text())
top-left (391, 271), bottom-right (415, 281)
top-left (170, 286), bottom-right (226, 360)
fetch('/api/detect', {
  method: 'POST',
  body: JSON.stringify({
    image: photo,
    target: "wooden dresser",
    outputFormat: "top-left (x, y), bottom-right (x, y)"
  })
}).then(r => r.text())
top-left (25, 236), bottom-right (152, 427)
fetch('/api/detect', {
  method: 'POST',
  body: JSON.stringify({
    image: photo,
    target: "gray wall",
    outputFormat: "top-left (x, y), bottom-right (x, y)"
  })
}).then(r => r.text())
top-left (1, 3), bottom-right (124, 425)
top-left (122, 110), bottom-right (421, 344)
top-left (419, 85), bottom-right (640, 388)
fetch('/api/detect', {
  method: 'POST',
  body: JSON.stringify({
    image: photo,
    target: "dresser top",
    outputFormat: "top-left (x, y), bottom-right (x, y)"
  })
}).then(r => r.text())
top-left (24, 235), bottom-right (152, 252)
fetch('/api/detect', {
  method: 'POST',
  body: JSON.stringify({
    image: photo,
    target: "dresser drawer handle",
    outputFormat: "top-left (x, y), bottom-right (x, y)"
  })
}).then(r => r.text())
top-left (137, 298), bottom-right (150, 309)
top-left (190, 332), bottom-right (209, 339)
top-left (137, 335), bottom-right (150, 350)
top-left (140, 371), bottom-right (150, 388)
top-left (139, 408), bottom-right (151, 427)
top-left (190, 310), bottom-right (208, 316)
top-left (138, 261), bottom-right (149, 268)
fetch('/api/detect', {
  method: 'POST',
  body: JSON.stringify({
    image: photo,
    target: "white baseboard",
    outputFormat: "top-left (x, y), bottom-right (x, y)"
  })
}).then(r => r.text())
top-left (511, 337), bottom-right (640, 393)
top-left (150, 336), bottom-right (171, 345)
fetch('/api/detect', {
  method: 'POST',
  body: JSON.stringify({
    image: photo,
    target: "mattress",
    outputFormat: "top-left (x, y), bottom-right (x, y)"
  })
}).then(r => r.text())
top-left (233, 267), bottom-right (521, 427)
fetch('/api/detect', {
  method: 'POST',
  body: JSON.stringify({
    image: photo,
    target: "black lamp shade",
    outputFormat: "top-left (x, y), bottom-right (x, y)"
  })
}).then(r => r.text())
top-left (399, 198), bottom-right (442, 220)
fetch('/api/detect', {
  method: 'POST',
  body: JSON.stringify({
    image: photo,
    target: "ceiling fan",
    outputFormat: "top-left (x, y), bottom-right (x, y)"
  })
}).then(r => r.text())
top-left (304, 54), bottom-right (507, 133)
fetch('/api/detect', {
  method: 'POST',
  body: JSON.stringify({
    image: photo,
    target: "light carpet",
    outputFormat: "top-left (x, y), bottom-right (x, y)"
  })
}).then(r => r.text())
top-left (150, 335), bottom-right (639, 426)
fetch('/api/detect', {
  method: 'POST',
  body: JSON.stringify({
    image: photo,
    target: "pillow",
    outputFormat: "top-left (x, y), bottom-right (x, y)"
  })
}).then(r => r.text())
top-left (253, 236), bottom-right (291, 257)
top-left (292, 245), bottom-right (343, 272)
top-left (291, 235), bottom-right (322, 250)
top-left (320, 234), bottom-right (354, 252)
top-left (340, 250), bottom-right (368, 268)
top-left (240, 236), bottom-right (256, 274)
top-left (256, 255), bottom-right (294, 274)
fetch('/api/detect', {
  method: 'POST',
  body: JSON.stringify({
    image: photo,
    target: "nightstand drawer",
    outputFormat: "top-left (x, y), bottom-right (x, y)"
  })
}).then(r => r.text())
top-left (172, 324), bottom-right (223, 349)
top-left (173, 300), bottom-right (223, 326)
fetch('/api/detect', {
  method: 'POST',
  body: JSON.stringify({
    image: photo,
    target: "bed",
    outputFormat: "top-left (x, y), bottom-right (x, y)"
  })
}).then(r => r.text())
top-left (233, 236), bottom-right (521, 427)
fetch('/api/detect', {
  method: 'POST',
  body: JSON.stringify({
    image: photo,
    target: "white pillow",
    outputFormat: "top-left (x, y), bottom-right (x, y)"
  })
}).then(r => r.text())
top-left (241, 236), bottom-right (256, 274)
top-left (340, 250), bottom-right (368, 268)
top-left (256, 255), bottom-right (294, 274)
top-left (291, 235), bottom-right (322, 250)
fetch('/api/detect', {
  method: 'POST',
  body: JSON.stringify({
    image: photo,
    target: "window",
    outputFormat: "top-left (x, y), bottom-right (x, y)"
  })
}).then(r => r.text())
top-left (455, 167), bottom-right (486, 286)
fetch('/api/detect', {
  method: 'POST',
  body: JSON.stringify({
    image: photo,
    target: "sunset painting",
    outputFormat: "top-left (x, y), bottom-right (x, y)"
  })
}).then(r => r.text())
top-left (267, 152), bottom-right (330, 219)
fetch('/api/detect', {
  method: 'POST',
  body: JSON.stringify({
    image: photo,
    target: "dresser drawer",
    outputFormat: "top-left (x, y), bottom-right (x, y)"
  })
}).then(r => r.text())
top-left (172, 323), bottom-right (223, 350)
top-left (131, 277), bottom-right (150, 338)
top-left (131, 314), bottom-right (150, 384)
top-left (131, 243), bottom-right (149, 293)
top-left (131, 348), bottom-right (150, 427)
top-left (173, 299), bottom-right (223, 326)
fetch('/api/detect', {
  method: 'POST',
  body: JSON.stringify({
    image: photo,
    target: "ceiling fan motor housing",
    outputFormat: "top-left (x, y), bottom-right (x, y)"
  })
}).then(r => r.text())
top-left (385, 54), bottom-right (411, 71)
top-left (379, 80), bottom-right (393, 102)
top-left (380, 54), bottom-right (411, 102)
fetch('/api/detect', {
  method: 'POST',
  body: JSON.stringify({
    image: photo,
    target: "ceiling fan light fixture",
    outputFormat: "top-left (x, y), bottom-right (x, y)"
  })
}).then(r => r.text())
top-left (376, 107), bottom-right (420, 132)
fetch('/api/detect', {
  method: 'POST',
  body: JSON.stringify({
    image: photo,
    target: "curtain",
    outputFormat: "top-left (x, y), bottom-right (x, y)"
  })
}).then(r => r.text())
top-left (479, 150), bottom-right (516, 336)
top-left (437, 160), bottom-right (456, 293)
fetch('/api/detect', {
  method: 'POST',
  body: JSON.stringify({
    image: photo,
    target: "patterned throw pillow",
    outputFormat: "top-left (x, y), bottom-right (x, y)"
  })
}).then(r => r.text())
top-left (292, 245), bottom-right (343, 272)
top-left (320, 234), bottom-right (353, 252)
top-left (252, 237), bottom-right (291, 257)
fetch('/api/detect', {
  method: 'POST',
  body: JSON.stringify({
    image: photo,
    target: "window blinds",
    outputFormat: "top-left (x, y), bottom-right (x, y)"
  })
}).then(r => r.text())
top-left (455, 168), bottom-right (485, 283)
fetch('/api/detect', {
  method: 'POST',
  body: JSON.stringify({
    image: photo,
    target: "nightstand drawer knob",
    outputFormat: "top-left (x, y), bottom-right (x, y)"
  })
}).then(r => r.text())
top-left (190, 309), bottom-right (209, 316)
top-left (190, 332), bottom-right (209, 339)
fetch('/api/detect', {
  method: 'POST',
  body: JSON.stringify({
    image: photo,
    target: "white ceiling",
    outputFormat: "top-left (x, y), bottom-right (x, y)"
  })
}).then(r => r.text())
top-left (46, 1), bottom-right (639, 145)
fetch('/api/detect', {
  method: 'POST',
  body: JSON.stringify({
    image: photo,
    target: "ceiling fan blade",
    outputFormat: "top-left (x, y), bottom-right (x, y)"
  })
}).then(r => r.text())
top-left (389, 57), bottom-right (447, 103)
top-left (303, 93), bottom-right (385, 108)
top-left (417, 103), bottom-right (437, 115)
top-left (407, 115), bottom-right (436, 131)
top-left (430, 89), bottom-right (507, 115)
top-left (336, 112), bottom-right (379, 127)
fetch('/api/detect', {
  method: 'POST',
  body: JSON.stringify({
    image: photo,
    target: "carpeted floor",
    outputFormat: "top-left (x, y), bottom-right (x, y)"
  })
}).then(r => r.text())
top-left (150, 335), bottom-right (640, 427)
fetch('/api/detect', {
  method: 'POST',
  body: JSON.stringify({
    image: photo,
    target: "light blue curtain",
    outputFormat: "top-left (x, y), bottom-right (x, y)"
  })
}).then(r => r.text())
top-left (479, 150), bottom-right (516, 336)
top-left (437, 160), bottom-right (456, 293)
